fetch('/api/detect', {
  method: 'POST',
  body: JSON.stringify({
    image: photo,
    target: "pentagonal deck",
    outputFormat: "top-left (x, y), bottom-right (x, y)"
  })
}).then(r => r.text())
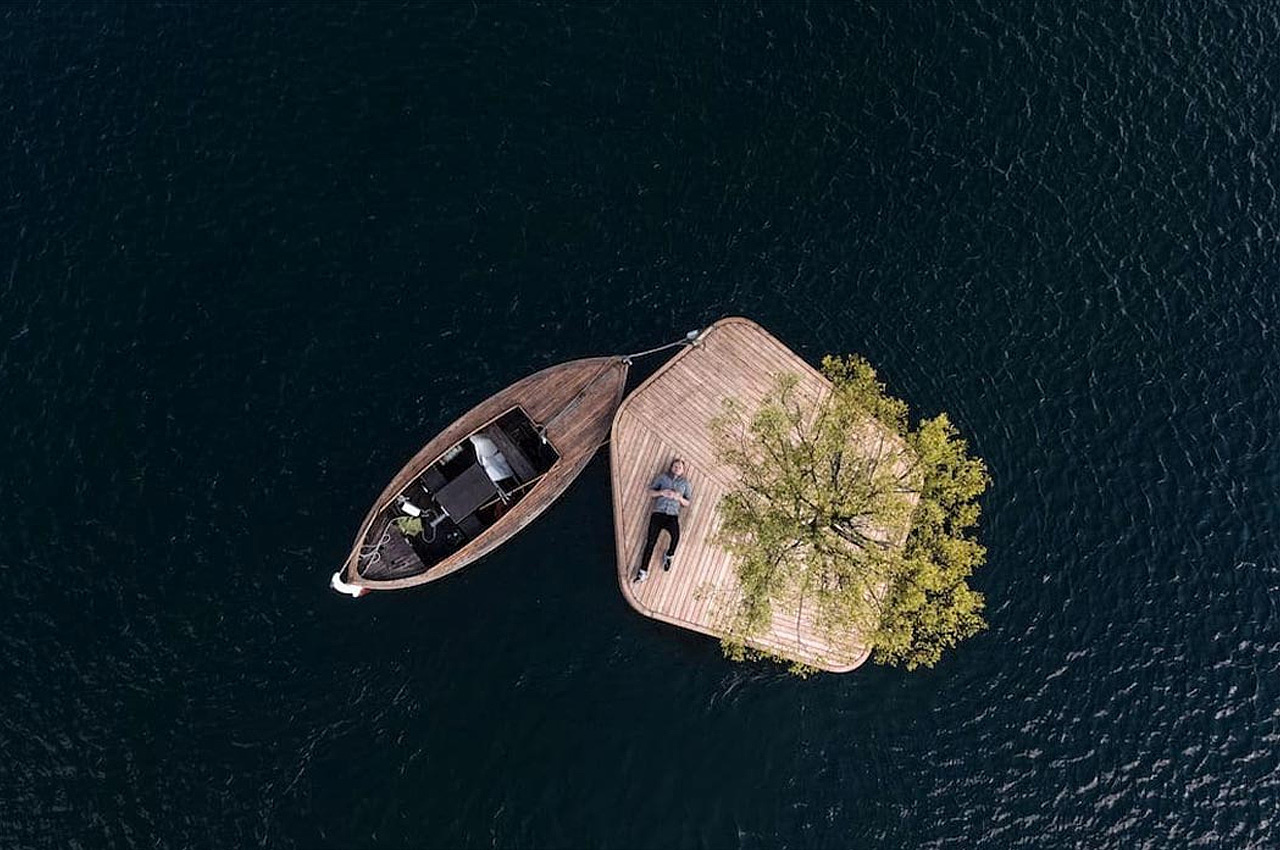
top-left (610, 317), bottom-right (873, 672)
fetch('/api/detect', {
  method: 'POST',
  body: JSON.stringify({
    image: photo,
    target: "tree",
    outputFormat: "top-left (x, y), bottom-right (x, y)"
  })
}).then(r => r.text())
top-left (710, 355), bottom-right (989, 671)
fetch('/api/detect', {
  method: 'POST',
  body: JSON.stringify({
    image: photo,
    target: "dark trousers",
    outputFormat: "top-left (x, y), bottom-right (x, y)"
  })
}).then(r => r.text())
top-left (639, 512), bottom-right (681, 570)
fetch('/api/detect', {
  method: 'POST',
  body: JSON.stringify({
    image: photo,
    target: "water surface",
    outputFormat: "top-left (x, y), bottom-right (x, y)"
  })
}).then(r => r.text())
top-left (3, 2), bottom-right (1278, 847)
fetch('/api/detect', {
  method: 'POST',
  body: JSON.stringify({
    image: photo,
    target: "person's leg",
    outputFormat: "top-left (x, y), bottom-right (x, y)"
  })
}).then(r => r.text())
top-left (662, 514), bottom-right (681, 557)
top-left (637, 513), bottom-right (663, 575)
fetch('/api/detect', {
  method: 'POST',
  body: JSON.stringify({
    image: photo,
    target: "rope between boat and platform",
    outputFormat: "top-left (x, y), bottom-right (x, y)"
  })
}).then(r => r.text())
top-left (536, 327), bottom-right (709, 443)
top-left (619, 326), bottom-right (709, 365)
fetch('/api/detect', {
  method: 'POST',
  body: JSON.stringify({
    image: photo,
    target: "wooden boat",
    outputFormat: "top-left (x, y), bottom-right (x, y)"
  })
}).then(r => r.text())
top-left (334, 356), bottom-right (630, 593)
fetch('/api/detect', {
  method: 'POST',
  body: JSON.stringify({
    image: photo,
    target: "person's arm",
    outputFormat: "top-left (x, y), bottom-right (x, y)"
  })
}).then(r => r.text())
top-left (648, 476), bottom-right (671, 499)
top-left (655, 481), bottom-right (689, 505)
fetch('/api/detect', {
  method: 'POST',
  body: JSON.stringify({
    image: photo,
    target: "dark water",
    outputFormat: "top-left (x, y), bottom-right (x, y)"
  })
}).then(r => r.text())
top-left (3, 2), bottom-right (1278, 847)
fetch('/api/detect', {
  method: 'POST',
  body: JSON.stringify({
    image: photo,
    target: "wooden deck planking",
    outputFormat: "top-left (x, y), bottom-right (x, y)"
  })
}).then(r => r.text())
top-left (609, 317), bottom-right (872, 672)
top-left (680, 494), bottom-right (722, 624)
top-left (618, 420), bottom-right (663, 567)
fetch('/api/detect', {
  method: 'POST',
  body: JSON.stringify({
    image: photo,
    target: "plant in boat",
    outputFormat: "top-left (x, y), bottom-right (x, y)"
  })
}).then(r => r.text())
top-left (392, 515), bottom-right (424, 538)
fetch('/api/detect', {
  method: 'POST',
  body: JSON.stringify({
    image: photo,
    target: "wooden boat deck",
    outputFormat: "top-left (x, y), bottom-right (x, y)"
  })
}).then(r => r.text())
top-left (609, 317), bottom-right (874, 672)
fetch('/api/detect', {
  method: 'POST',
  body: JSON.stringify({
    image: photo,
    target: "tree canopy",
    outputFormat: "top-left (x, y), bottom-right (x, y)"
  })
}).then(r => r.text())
top-left (710, 354), bottom-right (989, 671)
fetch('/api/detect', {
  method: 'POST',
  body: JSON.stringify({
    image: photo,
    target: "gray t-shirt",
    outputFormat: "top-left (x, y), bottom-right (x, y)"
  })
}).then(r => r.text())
top-left (651, 473), bottom-right (692, 516)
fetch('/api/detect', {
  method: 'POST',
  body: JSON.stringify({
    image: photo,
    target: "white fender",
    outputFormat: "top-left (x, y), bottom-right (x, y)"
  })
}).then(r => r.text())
top-left (330, 571), bottom-right (367, 598)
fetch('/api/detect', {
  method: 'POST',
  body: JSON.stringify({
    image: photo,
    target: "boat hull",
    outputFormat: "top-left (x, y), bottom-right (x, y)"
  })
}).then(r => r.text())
top-left (341, 356), bottom-right (629, 591)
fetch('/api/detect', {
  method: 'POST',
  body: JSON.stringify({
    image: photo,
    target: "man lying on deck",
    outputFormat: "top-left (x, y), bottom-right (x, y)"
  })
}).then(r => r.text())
top-left (633, 458), bottom-right (692, 583)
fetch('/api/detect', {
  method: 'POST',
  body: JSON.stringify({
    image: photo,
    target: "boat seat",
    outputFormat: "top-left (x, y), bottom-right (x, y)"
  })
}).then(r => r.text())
top-left (478, 427), bottom-right (538, 483)
top-left (421, 466), bottom-right (447, 493)
top-left (457, 514), bottom-right (485, 538)
top-left (470, 433), bottom-right (516, 485)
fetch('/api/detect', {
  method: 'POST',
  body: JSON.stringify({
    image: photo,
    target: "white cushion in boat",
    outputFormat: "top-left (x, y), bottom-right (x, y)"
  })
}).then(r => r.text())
top-left (469, 434), bottom-right (515, 483)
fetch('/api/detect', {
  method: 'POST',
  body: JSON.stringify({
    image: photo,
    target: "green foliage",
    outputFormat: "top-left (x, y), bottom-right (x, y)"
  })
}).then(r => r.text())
top-left (871, 412), bottom-right (989, 670)
top-left (393, 515), bottom-right (424, 538)
top-left (710, 354), bottom-right (990, 673)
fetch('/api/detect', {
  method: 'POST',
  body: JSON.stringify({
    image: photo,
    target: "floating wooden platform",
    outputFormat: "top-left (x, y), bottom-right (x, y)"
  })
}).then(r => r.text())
top-left (609, 317), bottom-right (872, 672)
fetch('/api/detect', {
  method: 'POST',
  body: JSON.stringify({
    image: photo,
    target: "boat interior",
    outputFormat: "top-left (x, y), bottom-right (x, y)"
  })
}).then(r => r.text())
top-left (357, 407), bottom-right (560, 581)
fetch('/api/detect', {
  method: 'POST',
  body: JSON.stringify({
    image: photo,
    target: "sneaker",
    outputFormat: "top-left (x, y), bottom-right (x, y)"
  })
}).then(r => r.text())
top-left (633, 568), bottom-right (649, 584)
top-left (662, 554), bottom-right (673, 572)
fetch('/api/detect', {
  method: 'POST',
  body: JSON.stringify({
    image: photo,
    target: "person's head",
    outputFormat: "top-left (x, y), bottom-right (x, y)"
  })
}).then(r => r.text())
top-left (669, 458), bottom-right (686, 477)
